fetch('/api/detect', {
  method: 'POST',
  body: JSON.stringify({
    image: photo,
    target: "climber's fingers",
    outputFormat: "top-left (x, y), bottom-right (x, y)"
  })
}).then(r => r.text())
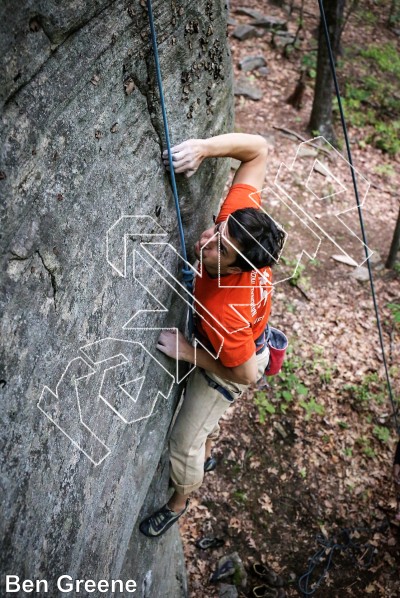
top-left (162, 150), bottom-right (187, 163)
top-left (163, 157), bottom-right (193, 170)
top-left (163, 153), bottom-right (190, 168)
top-left (163, 140), bottom-right (194, 155)
top-left (162, 139), bottom-right (204, 176)
top-left (156, 329), bottom-right (177, 359)
top-left (156, 329), bottom-right (189, 359)
top-left (163, 161), bottom-right (198, 178)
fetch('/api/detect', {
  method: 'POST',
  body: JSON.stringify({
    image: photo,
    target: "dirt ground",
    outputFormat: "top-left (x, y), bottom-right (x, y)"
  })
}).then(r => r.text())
top-left (179, 1), bottom-right (400, 597)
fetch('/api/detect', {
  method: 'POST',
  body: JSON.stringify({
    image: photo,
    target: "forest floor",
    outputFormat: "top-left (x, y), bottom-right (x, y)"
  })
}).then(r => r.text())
top-left (180, 0), bottom-right (400, 597)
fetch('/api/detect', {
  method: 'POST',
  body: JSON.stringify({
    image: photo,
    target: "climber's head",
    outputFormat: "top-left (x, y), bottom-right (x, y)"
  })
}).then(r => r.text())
top-left (194, 208), bottom-right (285, 276)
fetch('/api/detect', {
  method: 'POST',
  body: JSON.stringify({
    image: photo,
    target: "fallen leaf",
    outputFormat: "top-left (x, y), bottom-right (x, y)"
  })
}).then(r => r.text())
top-left (258, 493), bottom-right (273, 513)
top-left (365, 583), bottom-right (376, 593)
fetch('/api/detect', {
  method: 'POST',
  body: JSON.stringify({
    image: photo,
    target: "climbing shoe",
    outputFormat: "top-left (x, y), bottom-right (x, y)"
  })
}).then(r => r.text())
top-left (139, 499), bottom-right (189, 538)
top-left (210, 559), bottom-right (235, 583)
top-left (204, 456), bottom-right (217, 472)
top-left (195, 536), bottom-right (225, 550)
top-left (253, 563), bottom-right (284, 587)
top-left (252, 587), bottom-right (286, 598)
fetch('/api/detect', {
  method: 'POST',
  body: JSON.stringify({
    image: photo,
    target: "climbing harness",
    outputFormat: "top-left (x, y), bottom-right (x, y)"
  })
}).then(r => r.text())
top-left (297, 2), bottom-right (400, 594)
top-left (146, 0), bottom-right (194, 335)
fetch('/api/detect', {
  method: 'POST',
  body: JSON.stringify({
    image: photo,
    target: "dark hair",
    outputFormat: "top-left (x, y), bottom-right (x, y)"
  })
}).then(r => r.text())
top-left (227, 208), bottom-right (286, 271)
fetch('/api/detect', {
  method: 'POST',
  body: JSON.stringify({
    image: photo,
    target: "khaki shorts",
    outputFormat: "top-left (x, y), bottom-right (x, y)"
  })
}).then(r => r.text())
top-left (169, 347), bottom-right (270, 495)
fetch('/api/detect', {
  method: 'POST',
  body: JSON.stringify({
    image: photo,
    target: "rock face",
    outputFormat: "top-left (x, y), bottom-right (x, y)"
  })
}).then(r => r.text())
top-left (0, 0), bottom-right (233, 594)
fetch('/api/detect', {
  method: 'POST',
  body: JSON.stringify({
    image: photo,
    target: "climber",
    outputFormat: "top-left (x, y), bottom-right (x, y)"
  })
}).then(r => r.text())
top-left (139, 133), bottom-right (285, 538)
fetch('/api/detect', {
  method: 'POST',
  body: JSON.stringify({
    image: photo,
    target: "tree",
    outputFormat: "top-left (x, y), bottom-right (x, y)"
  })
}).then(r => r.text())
top-left (389, 0), bottom-right (400, 27)
top-left (386, 207), bottom-right (400, 269)
top-left (309, 0), bottom-right (346, 142)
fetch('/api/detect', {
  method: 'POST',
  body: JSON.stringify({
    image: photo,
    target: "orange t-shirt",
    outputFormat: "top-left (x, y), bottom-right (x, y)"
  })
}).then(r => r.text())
top-left (194, 183), bottom-right (272, 367)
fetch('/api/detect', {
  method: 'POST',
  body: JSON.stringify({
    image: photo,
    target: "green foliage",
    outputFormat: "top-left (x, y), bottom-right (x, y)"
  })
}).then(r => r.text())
top-left (276, 350), bottom-right (309, 413)
top-left (280, 256), bottom-right (309, 288)
top-left (357, 8), bottom-right (378, 25)
top-left (230, 462), bottom-right (242, 476)
top-left (311, 346), bottom-right (334, 384)
top-left (299, 397), bottom-right (325, 420)
top-left (232, 566), bottom-right (246, 586)
top-left (373, 163), bottom-right (395, 177)
top-left (370, 121), bottom-right (400, 154)
top-left (341, 43), bottom-right (400, 154)
top-left (301, 52), bottom-right (317, 79)
top-left (387, 302), bottom-right (400, 326)
top-left (389, 1), bottom-right (400, 27)
top-left (299, 467), bottom-right (307, 479)
top-left (254, 348), bottom-right (305, 420)
top-left (319, 363), bottom-right (332, 384)
top-left (254, 344), bottom-right (336, 422)
top-left (390, 365), bottom-right (399, 379)
top-left (373, 425), bottom-right (390, 443)
top-left (233, 489), bottom-right (248, 504)
top-left (254, 391), bottom-right (276, 423)
top-left (364, 445), bottom-right (376, 458)
top-left (344, 372), bottom-right (386, 406)
top-left (356, 436), bottom-right (376, 458)
top-left (290, 263), bottom-right (307, 287)
top-left (313, 345), bottom-right (324, 358)
top-left (360, 43), bottom-right (400, 77)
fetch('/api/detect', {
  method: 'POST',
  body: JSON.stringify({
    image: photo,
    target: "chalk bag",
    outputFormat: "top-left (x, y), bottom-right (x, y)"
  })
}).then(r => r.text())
top-left (265, 326), bottom-right (288, 377)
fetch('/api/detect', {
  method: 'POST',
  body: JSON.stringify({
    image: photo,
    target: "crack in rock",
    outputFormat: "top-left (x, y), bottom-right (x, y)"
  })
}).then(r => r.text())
top-left (35, 250), bottom-right (58, 311)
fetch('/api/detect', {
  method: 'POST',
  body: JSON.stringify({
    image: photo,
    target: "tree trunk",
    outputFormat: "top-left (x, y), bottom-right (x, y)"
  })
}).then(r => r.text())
top-left (309, 0), bottom-right (346, 143)
top-left (386, 206), bottom-right (400, 268)
top-left (389, 0), bottom-right (400, 27)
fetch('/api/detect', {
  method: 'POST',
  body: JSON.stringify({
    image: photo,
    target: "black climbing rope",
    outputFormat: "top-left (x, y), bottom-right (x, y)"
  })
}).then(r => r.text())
top-left (299, 524), bottom-right (384, 595)
top-left (298, 2), bottom-right (400, 594)
top-left (317, 0), bottom-right (398, 434)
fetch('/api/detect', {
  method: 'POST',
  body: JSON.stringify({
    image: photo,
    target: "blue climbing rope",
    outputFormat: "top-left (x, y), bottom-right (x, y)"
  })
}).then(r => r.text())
top-left (146, 0), bottom-right (194, 333)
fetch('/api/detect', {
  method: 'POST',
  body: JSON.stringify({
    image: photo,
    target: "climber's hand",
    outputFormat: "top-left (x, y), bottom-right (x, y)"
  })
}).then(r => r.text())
top-left (162, 139), bottom-right (205, 178)
top-left (157, 329), bottom-right (190, 360)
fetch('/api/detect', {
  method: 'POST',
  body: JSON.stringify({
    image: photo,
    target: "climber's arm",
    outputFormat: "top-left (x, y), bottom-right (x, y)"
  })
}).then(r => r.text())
top-left (162, 133), bottom-right (268, 190)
